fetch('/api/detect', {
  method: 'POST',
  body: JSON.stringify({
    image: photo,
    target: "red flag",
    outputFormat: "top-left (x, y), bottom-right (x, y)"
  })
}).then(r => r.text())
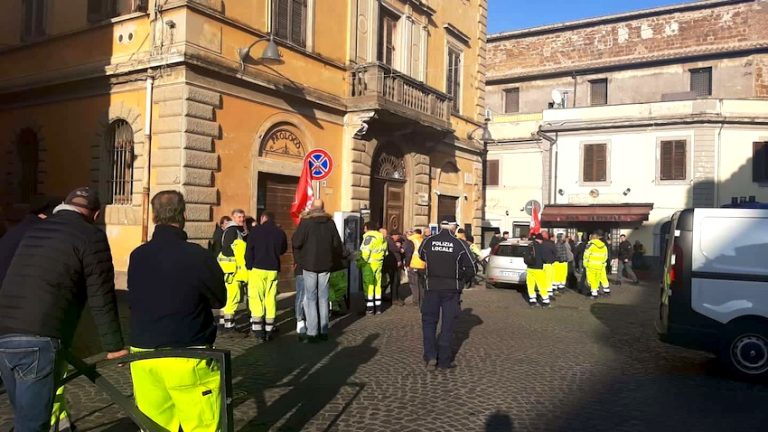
top-left (290, 158), bottom-right (315, 225)
top-left (530, 203), bottom-right (542, 235)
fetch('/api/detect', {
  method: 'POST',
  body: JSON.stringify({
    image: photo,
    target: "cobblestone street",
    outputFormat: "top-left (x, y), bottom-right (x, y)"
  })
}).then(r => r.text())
top-left (2, 281), bottom-right (768, 432)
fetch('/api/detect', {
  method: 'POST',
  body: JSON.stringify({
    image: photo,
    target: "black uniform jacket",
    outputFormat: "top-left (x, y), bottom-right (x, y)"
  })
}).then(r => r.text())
top-left (0, 209), bottom-right (124, 351)
top-left (418, 229), bottom-right (476, 291)
top-left (128, 225), bottom-right (226, 349)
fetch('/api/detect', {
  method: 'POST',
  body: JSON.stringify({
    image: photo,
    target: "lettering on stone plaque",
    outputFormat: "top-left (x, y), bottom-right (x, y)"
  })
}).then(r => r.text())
top-left (263, 129), bottom-right (304, 158)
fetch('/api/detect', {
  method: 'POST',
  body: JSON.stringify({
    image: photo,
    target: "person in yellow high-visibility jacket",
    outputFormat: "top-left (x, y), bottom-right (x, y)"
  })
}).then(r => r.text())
top-left (357, 223), bottom-right (387, 315)
top-left (583, 229), bottom-right (610, 299)
top-left (217, 209), bottom-right (248, 331)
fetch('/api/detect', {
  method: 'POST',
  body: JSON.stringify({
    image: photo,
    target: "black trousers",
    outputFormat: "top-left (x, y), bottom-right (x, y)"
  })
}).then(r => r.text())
top-left (421, 290), bottom-right (460, 367)
top-left (385, 267), bottom-right (401, 303)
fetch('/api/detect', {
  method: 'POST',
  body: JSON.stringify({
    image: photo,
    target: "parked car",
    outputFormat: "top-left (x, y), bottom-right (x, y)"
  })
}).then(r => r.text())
top-left (658, 207), bottom-right (768, 381)
top-left (485, 240), bottom-right (528, 287)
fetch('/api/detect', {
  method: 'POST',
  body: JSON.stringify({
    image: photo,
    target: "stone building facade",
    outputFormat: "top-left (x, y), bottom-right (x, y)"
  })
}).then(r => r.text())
top-left (485, 0), bottom-right (768, 259)
top-left (0, 0), bottom-right (488, 273)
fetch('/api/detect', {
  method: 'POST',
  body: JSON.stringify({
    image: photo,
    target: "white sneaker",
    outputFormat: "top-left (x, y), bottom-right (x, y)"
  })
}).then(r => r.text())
top-left (296, 320), bottom-right (306, 334)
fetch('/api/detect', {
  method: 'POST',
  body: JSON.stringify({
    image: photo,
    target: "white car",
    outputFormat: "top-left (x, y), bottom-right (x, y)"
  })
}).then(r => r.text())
top-left (485, 241), bottom-right (529, 287)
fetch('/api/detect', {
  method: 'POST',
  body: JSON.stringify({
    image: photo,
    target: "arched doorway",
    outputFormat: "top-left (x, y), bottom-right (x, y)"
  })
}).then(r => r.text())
top-left (371, 147), bottom-right (406, 232)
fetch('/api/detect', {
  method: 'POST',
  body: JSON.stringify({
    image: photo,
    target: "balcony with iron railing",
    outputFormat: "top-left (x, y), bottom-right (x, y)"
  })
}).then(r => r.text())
top-left (350, 62), bottom-right (453, 131)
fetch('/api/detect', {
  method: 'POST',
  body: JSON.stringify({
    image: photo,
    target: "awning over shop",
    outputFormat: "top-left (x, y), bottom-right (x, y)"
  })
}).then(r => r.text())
top-left (541, 204), bottom-right (654, 224)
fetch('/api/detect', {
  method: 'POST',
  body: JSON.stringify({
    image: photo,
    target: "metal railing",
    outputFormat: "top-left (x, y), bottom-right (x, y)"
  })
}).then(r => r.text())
top-left (350, 63), bottom-right (452, 123)
top-left (0, 349), bottom-right (234, 432)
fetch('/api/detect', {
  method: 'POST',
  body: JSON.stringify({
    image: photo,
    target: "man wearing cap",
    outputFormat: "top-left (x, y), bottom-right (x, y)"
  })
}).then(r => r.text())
top-left (418, 216), bottom-right (475, 370)
top-left (0, 187), bottom-right (128, 432)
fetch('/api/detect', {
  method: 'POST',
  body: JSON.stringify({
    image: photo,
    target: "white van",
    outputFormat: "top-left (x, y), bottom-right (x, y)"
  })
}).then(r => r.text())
top-left (657, 208), bottom-right (768, 381)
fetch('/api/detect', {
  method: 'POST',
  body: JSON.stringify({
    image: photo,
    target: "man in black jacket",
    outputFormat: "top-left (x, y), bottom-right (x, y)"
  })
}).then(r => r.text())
top-left (245, 211), bottom-right (287, 341)
top-left (128, 190), bottom-right (226, 432)
top-left (540, 230), bottom-right (558, 299)
top-left (292, 199), bottom-right (343, 341)
top-left (0, 196), bottom-right (59, 284)
top-left (617, 234), bottom-right (639, 285)
top-left (0, 187), bottom-right (127, 432)
top-left (418, 216), bottom-right (475, 370)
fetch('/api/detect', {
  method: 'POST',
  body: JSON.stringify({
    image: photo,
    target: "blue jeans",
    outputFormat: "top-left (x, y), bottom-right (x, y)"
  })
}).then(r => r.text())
top-left (0, 334), bottom-right (61, 432)
top-left (421, 290), bottom-right (460, 367)
top-left (302, 270), bottom-right (330, 337)
top-left (295, 274), bottom-right (305, 322)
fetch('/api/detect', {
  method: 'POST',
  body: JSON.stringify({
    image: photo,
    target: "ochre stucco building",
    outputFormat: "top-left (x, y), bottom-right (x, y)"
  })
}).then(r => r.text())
top-left (0, 0), bottom-right (488, 272)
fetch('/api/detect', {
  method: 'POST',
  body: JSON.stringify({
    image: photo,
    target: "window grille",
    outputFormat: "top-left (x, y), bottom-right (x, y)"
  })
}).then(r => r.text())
top-left (108, 120), bottom-right (134, 205)
top-left (690, 67), bottom-right (712, 97)
top-left (590, 79), bottom-right (608, 106)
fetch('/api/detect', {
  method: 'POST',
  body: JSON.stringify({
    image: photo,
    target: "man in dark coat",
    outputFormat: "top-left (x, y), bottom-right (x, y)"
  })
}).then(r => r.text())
top-left (0, 196), bottom-right (59, 284)
top-left (291, 199), bottom-right (343, 341)
top-left (0, 187), bottom-right (127, 432)
top-left (245, 211), bottom-right (287, 341)
top-left (384, 231), bottom-right (404, 306)
top-left (128, 190), bottom-right (227, 431)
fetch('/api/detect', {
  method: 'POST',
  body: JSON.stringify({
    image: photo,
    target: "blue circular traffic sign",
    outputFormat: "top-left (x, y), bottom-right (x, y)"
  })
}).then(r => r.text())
top-left (306, 149), bottom-right (333, 181)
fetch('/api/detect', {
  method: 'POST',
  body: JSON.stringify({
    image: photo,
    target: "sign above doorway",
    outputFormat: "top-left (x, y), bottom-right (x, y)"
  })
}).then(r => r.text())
top-left (306, 149), bottom-right (333, 181)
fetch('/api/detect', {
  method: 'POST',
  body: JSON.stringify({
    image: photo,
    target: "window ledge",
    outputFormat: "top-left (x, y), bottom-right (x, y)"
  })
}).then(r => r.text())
top-left (656, 179), bottom-right (692, 186)
top-left (578, 181), bottom-right (612, 187)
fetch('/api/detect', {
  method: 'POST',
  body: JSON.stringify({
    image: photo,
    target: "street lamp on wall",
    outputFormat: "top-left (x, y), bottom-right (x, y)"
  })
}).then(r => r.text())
top-left (236, 34), bottom-right (284, 72)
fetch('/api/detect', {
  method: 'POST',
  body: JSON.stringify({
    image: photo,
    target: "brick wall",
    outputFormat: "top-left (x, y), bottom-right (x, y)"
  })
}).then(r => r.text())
top-left (488, 0), bottom-right (768, 81)
top-left (755, 54), bottom-right (768, 97)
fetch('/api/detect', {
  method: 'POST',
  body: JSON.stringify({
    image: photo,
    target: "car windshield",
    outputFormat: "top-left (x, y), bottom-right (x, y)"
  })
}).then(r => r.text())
top-left (495, 244), bottom-right (525, 257)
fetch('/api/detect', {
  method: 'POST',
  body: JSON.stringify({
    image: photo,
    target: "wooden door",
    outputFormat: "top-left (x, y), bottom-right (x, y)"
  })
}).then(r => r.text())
top-left (384, 182), bottom-right (404, 233)
top-left (258, 173), bottom-right (299, 291)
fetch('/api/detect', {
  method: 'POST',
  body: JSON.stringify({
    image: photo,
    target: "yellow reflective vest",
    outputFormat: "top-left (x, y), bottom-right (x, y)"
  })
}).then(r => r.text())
top-left (408, 234), bottom-right (426, 270)
top-left (217, 225), bottom-right (248, 282)
top-left (360, 230), bottom-right (387, 264)
top-left (583, 239), bottom-right (608, 271)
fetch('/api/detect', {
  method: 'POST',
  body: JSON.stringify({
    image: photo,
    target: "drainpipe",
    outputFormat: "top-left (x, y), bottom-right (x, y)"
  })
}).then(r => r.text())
top-left (141, 75), bottom-right (154, 243)
top-left (537, 129), bottom-right (558, 205)
top-left (571, 73), bottom-right (578, 108)
top-left (714, 99), bottom-right (724, 207)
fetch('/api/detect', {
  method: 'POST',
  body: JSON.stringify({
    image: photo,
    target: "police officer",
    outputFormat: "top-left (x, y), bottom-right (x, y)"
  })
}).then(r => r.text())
top-left (418, 216), bottom-right (475, 370)
top-left (358, 222), bottom-right (387, 315)
top-left (217, 209), bottom-right (248, 331)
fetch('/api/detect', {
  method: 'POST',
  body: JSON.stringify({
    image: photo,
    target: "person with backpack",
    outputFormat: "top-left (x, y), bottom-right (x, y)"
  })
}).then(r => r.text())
top-left (524, 234), bottom-right (550, 307)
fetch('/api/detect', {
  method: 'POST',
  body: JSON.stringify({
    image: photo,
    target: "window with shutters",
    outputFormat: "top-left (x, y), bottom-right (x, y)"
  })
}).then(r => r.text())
top-left (582, 143), bottom-right (608, 183)
top-left (272, 0), bottom-right (307, 48)
top-left (690, 67), bottom-right (712, 97)
top-left (504, 88), bottom-right (520, 113)
top-left (378, 10), bottom-right (398, 67)
top-left (87, 0), bottom-right (147, 22)
top-left (659, 140), bottom-right (687, 181)
top-left (753, 142), bottom-right (768, 183)
top-left (107, 120), bottom-right (135, 205)
top-left (447, 46), bottom-right (463, 113)
top-left (21, 0), bottom-right (46, 41)
top-left (486, 159), bottom-right (500, 187)
top-left (590, 79), bottom-right (608, 106)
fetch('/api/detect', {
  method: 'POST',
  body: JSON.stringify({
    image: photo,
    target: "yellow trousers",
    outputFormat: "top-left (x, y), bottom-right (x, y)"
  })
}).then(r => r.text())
top-left (130, 348), bottom-right (221, 432)
top-left (220, 273), bottom-right (241, 317)
top-left (526, 268), bottom-right (549, 301)
top-left (553, 262), bottom-right (568, 287)
top-left (586, 267), bottom-right (610, 295)
top-left (51, 361), bottom-right (71, 430)
top-left (361, 262), bottom-right (383, 307)
top-left (248, 269), bottom-right (278, 329)
top-left (543, 263), bottom-right (554, 294)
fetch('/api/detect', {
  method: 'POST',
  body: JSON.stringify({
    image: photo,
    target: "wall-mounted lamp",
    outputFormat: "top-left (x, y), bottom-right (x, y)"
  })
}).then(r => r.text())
top-left (623, 188), bottom-right (631, 196)
top-left (236, 34), bottom-right (283, 72)
top-left (505, 210), bottom-right (510, 216)
top-left (557, 188), bottom-right (564, 196)
top-left (463, 194), bottom-right (468, 201)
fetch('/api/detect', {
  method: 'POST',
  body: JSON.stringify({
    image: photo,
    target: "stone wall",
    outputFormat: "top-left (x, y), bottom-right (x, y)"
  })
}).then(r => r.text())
top-left (153, 83), bottom-right (221, 245)
top-left (487, 0), bottom-right (768, 80)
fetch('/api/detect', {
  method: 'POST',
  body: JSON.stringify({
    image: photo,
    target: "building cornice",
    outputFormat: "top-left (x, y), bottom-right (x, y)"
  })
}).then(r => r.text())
top-left (540, 115), bottom-right (768, 133)
top-left (488, 0), bottom-right (755, 42)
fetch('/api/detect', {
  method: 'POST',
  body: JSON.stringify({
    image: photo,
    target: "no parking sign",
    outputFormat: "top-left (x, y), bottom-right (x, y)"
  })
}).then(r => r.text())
top-left (306, 149), bottom-right (333, 181)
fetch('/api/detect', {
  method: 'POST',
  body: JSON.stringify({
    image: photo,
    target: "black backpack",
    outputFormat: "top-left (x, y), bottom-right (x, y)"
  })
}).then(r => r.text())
top-left (523, 243), bottom-right (537, 266)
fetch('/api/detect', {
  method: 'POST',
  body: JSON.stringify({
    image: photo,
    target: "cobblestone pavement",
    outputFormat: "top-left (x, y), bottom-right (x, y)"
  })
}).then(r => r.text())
top-left (2, 281), bottom-right (768, 432)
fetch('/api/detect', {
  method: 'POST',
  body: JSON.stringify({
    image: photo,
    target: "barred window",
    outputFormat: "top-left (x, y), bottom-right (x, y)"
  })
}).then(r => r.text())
top-left (690, 67), bottom-right (712, 97)
top-left (108, 120), bottom-right (134, 205)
